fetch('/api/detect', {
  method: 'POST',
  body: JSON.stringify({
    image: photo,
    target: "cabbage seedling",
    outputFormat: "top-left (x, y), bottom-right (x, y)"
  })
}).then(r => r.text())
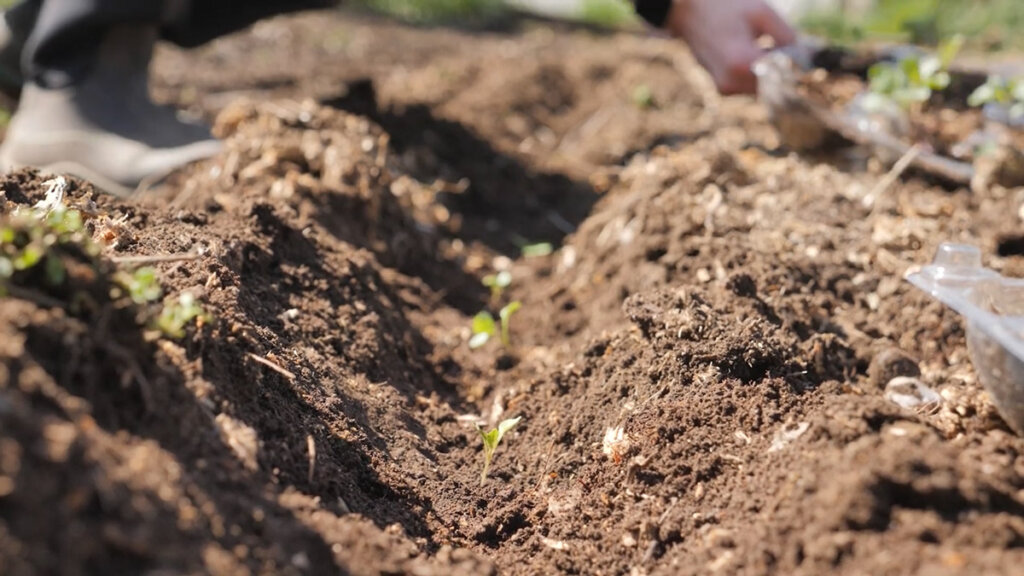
top-left (968, 75), bottom-right (1024, 121)
top-left (482, 270), bottom-right (511, 305)
top-left (116, 266), bottom-right (162, 304)
top-left (469, 300), bottom-right (522, 349)
top-left (469, 311), bottom-right (497, 349)
top-left (476, 416), bottom-right (521, 485)
top-left (864, 35), bottom-right (962, 111)
top-left (155, 293), bottom-right (210, 339)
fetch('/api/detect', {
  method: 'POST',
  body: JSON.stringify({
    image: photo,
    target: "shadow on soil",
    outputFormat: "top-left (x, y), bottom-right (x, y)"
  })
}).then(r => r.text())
top-left (322, 80), bottom-right (601, 257)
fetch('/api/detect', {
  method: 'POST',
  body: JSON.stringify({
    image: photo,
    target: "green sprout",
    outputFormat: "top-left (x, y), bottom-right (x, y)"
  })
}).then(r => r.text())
top-left (154, 292), bottom-right (210, 339)
top-left (475, 416), bottom-right (521, 485)
top-left (0, 194), bottom-right (91, 294)
top-left (469, 300), bottom-right (521, 349)
top-left (968, 75), bottom-right (1024, 121)
top-left (116, 266), bottom-right (162, 304)
top-left (865, 35), bottom-right (962, 110)
top-left (482, 270), bottom-right (511, 306)
top-left (631, 84), bottom-right (654, 110)
top-left (520, 242), bottom-right (553, 258)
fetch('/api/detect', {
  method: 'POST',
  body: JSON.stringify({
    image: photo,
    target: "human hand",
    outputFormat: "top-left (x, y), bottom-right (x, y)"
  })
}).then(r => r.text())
top-left (665, 0), bottom-right (796, 95)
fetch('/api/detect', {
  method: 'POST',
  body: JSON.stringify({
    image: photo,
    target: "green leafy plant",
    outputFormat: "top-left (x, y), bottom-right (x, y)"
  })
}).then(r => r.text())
top-left (469, 300), bottom-right (521, 349)
top-left (116, 266), bottom-right (162, 304)
top-left (482, 270), bottom-right (511, 306)
top-left (359, 0), bottom-right (502, 23)
top-left (968, 75), bottom-right (1024, 121)
top-left (0, 195), bottom-right (92, 294)
top-left (154, 292), bottom-right (210, 339)
top-left (475, 416), bottom-right (521, 485)
top-left (865, 35), bottom-right (962, 110)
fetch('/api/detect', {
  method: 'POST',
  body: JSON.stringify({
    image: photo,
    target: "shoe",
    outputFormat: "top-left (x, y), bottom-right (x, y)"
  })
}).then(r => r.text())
top-left (0, 26), bottom-right (221, 196)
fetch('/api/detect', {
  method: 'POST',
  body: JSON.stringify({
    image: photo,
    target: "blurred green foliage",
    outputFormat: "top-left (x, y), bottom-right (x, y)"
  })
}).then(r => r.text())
top-left (357, 0), bottom-right (504, 22)
top-left (581, 0), bottom-right (638, 28)
top-left (357, 0), bottom-right (638, 26)
top-left (801, 0), bottom-right (1024, 50)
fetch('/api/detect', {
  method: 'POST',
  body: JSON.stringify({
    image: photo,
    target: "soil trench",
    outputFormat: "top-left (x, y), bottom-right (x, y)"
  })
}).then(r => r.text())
top-left (2, 9), bottom-right (1024, 576)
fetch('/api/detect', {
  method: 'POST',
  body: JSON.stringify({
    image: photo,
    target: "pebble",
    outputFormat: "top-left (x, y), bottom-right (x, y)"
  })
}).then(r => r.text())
top-left (868, 347), bottom-right (921, 389)
top-left (884, 377), bottom-right (942, 409)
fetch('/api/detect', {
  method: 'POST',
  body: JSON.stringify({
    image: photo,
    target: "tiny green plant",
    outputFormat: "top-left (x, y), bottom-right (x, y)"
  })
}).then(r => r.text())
top-left (475, 416), bottom-right (521, 485)
top-left (116, 266), bottom-right (162, 304)
top-left (968, 75), bottom-right (1024, 121)
top-left (481, 270), bottom-right (511, 306)
top-left (865, 35), bottom-right (962, 111)
top-left (469, 310), bottom-right (496, 349)
top-left (498, 301), bottom-right (521, 349)
top-left (520, 242), bottom-right (553, 258)
top-left (631, 84), bottom-right (654, 110)
top-left (469, 300), bottom-right (521, 349)
top-left (0, 183), bottom-right (92, 294)
top-left (154, 292), bottom-right (210, 339)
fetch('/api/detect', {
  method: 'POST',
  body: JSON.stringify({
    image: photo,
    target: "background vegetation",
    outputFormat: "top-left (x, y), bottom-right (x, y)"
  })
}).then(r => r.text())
top-left (800, 0), bottom-right (1024, 50)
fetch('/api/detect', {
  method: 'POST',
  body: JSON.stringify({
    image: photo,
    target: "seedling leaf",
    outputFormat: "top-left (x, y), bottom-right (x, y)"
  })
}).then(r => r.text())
top-left (499, 300), bottom-right (521, 348)
top-left (521, 242), bottom-right (553, 258)
top-left (476, 416), bottom-right (522, 485)
top-left (469, 311), bottom-right (497, 349)
top-left (154, 292), bottom-right (210, 339)
top-left (482, 270), bottom-right (511, 289)
top-left (497, 416), bottom-right (521, 439)
top-left (472, 311), bottom-right (496, 334)
top-left (482, 270), bottom-right (512, 304)
top-left (469, 331), bottom-right (491, 349)
top-left (631, 84), bottom-right (654, 109)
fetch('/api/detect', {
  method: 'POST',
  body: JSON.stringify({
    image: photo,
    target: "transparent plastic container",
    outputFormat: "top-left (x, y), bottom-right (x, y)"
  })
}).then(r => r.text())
top-left (906, 244), bottom-right (1024, 434)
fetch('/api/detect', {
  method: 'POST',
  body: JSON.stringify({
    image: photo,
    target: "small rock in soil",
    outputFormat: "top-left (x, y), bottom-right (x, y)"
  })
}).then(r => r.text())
top-left (884, 377), bottom-right (942, 410)
top-left (868, 347), bottom-right (921, 389)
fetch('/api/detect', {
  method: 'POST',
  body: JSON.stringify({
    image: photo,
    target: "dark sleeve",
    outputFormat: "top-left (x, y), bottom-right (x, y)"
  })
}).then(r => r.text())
top-left (632, 0), bottom-right (672, 27)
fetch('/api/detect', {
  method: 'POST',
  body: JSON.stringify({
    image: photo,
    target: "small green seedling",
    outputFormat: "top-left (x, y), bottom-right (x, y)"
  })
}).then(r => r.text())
top-left (968, 75), bottom-right (1024, 121)
top-left (469, 300), bottom-right (521, 349)
top-left (469, 310), bottom-right (497, 349)
top-left (481, 270), bottom-right (511, 305)
top-left (116, 266), bottom-right (162, 304)
top-left (631, 84), bottom-right (654, 110)
top-left (520, 242), bottom-right (553, 258)
top-left (865, 35), bottom-right (962, 111)
top-left (0, 187), bottom-right (91, 293)
top-left (154, 292), bottom-right (210, 339)
top-left (476, 416), bottom-right (521, 485)
top-left (498, 301), bottom-right (521, 349)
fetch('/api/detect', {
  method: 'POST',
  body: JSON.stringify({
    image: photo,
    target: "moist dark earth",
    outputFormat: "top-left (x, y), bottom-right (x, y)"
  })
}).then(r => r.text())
top-left (3, 8), bottom-right (1024, 576)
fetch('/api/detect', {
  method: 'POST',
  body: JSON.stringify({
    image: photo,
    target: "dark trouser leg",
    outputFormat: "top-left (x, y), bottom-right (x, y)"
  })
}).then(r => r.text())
top-left (23, 0), bottom-right (338, 87)
top-left (163, 0), bottom-right (339, 49)
top-left (0, 1), bottom-right (40, 92)
top-left (23, 0), bottom-right (173, 87)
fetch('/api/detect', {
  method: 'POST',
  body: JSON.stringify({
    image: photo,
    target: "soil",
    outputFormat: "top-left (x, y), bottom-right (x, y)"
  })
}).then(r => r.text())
top-left (3, 8), bottom-right (1024, 576)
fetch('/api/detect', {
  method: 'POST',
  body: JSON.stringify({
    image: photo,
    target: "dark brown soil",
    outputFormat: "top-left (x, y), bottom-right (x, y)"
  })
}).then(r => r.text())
top-left (3, 8), bottom-right (1024, 576)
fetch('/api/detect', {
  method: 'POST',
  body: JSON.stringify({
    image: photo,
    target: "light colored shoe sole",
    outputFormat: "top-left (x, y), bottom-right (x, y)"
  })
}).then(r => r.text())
top-left (0, 156), bottom-right (185, 198)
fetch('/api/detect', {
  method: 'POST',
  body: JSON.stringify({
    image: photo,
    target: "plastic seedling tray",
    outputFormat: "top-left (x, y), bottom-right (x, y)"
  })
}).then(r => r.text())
top-left (906, 243), bottom-right (1024, 434)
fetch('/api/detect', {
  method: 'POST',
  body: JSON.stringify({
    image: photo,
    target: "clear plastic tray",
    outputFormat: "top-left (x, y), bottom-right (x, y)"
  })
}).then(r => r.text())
top-left (906, 243), bottom-right (1024, 434)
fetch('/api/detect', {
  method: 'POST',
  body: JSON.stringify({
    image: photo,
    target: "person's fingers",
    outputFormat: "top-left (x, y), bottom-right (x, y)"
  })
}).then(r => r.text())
top-left (716, 40), bottom-right (761, 95)
top-left (750, 5), bottom-right (797, 46)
